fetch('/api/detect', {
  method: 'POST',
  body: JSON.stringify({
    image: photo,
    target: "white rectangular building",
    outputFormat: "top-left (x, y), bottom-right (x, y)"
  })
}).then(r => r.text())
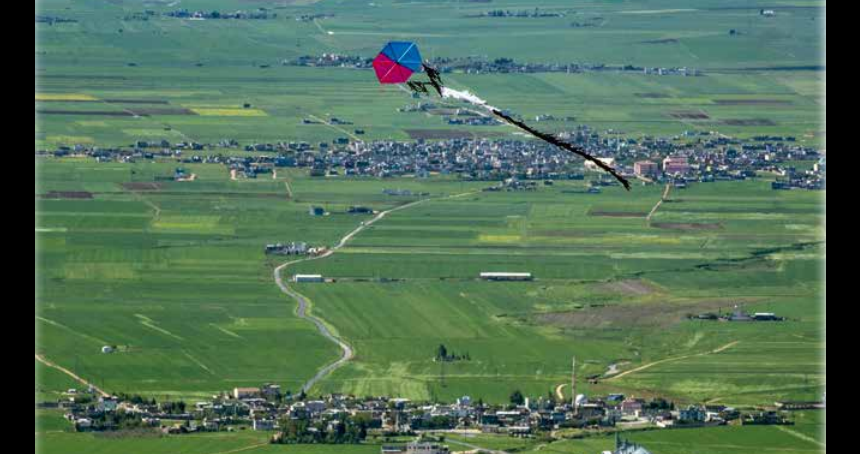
top-left (479, 272), bottom-right (533, 281)
top-left (293, 274), bottom-right (324, 283)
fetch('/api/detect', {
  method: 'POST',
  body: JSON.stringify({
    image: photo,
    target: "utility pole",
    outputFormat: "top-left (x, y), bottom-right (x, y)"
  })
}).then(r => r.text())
top-left (571, 356), bottom-right (578, 415)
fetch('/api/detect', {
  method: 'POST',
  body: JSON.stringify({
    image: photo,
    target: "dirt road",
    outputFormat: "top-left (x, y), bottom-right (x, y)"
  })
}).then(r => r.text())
top-left (607, 341), bottom-right (740, 381)
top-left (275, 192), bottom-right (475, 393)
top-left (35, 353), bottom-right (110, 397)
top-left (646, 183), bottom-right (672, 222)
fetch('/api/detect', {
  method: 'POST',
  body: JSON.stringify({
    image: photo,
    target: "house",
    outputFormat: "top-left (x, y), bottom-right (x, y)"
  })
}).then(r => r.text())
top-left (634, 161), bottom-right (659, 178)
top-left (752, 312), bottom-right (783, 321)
top-left (479, 272), bottom-right (533, 281)
top-left (233, 387), bottom-right (262, 400)
top-left (611, 436), bottom-right (653, 454)
top-left (252, 419), bottom-right (277, 431)
top-left (679, 406), bottom-right (706, 422)
top-left (261, 383), bottom-right (281, 399)
top-left (348, 206), bottom-right (374, 214)
top-left (74, 418), bottom-right (94, 431)
top-left (584, 157), bottom-right (615, 171)
top-left (293, 274), bottom-right (324, 283)
top-left (662, 156), bottom-right (690, 175)
top-left (406, 442), bottom-right (450, 454)
top-left (98, 397), bottom-right (119, 413)
top-left (620, 398), bottom-right (644, 416)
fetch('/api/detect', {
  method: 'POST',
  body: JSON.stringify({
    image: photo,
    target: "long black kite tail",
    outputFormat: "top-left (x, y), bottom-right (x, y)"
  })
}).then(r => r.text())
top-left (490, 109), bottom-right (631, 191)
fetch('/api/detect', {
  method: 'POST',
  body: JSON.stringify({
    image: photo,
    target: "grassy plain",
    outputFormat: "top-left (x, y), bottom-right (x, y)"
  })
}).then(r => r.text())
top-left (36, 0), bottom-right (825, 452)
top-left (37, 0), bottom-right (825, 149)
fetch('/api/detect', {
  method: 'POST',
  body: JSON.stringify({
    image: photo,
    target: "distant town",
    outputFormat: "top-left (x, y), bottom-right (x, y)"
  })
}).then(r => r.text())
top-left (284, 53), bottom-right (702, 77)
top-left (40, 381), bottom-right (823, 454)
top-left (38, 123), bottom-right (825, 192)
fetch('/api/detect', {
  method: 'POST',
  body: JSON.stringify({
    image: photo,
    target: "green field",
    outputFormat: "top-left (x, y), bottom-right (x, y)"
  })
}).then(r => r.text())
top-left (37, 161), bottom-right (825, 405)
top-left (35, 409), bottom-right (824, 454)
top-left (37, 0), bottom-right (825, 149)
top-left (37, 0), bottom-right (825, 453)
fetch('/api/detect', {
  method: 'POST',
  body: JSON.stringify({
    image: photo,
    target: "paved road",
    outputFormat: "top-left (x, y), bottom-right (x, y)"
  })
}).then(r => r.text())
top-left (274, 195), bottom-right (462, 393)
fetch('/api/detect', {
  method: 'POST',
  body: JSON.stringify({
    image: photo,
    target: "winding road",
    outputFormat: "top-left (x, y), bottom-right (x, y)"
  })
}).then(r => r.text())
top-left (275, 191), bottom-right (476, 394)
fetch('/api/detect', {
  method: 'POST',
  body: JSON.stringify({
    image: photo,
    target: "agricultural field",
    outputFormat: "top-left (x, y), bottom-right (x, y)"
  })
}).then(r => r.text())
top-left (36, 0), bottom-right (825, 149)
top-left (289, 178), bottom-right (824, 405)
top-left (36, 0), bottom-right (825, 452)
top-left (36, 160), bottom-right (825, 405)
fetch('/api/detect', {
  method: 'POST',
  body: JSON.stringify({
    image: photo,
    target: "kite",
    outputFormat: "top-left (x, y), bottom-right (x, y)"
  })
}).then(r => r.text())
top-left (373, 41), bottom-right (423, 84)
top-left (372, 42), bottom-right (631, 190)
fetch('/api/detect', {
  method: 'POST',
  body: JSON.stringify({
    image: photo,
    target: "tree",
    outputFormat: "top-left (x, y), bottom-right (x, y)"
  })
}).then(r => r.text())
top-left (436, 344), bottom-right (448, 361)
top-left (510, 390), bottom-right (525, 406)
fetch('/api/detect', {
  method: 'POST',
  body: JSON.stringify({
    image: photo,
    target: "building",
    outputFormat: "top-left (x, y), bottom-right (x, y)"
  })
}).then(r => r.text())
top-left (261, 383), bottom-right (282, 399)
top-left (348, 206), bottom-right (374, 214)
top-left (97, 397), bottom-right (118, 413)
top-left (620, 398), bottom-right (643, 416)
top-left (603, 434), bottom-right (653, 454)
top-left (293, 274), bottom-right (324, 283)
top-left (584, 157), bottom-right (615, 171)
top-left (662, 156), bottom-right (690, 175)
top-left (407, 443), bottom-right (449, 454)
top-left (233, 387), bottom-right (262, 400)
top-left (479, 272), bottom-right (533, 281)
top-left (752, 312), bottom-right (783, 321)
top-left (633, 161), bottom-right (659, 178)
top-left (253, 419), bottom-right (277, 431)
top-left (380, 443), bottom-right (450, 454)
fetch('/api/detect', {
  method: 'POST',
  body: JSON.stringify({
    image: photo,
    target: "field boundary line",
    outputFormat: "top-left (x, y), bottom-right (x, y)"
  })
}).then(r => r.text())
top-left (275, 191), bottom-right (477, 393)
top-left (307, 114), bottom-right (363, 142)
top-left (37, 316), bottom-right (109, 345)
top-left (774, 425), bottom-right (826, 448)
top-left (607, 340), bottom-right (739, 381)
top-left (35, 353), bottom-right (110, 398)
top-left (207, 442), bottom-right (270, 454)
top-left (646, 183), bottom-right (672, 223)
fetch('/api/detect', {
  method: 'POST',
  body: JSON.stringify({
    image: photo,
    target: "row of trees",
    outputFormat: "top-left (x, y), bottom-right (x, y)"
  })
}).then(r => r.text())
top-left (435, 344), bottom-right (472, 362)
top-left (272, 415), bottom-right (371, 445)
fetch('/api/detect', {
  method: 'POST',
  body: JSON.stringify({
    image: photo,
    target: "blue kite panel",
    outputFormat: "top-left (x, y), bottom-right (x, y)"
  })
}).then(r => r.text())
top-left (381, 41), bottom-right (422, 72)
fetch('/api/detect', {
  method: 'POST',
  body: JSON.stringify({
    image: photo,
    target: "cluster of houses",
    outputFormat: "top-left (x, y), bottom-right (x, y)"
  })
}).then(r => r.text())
top-left (51, 383), bottom-right (814, 440)
top-left (286, 53), bottom-right (372, 69)
top-left (283, 53), bottom-right (701, 77)
top-left (265, 242), bottom-right (327, 257)
top-left (163, 8), bottom-right (277, 20)
top-left (383, 189), bottom-right (429, 197)
top-left (691, 306), bottom-right (786, 322)
top-left (382, 442), bottom-right (449, 454)
top-left (36, 15), bottom-right (77, 24)
top-left (469, 8), bottom-right (568, 18)
top-left (38, 123), bottom-right (824, 191)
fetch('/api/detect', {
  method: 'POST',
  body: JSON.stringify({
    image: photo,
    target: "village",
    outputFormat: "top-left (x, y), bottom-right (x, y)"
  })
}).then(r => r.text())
top-left (38, 122), bottom-right (825, 192)
top-left (43, 381), bottom-right (821, 454)
top-left (284, 53), bottom-right (701, 78)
